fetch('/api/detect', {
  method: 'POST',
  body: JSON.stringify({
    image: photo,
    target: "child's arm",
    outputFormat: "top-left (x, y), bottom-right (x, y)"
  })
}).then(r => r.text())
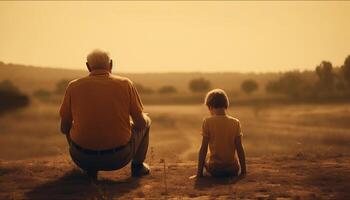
top-left (235, 135), bottom-right (246, 175)
top-left (197, 136), bottom-right (209, 177)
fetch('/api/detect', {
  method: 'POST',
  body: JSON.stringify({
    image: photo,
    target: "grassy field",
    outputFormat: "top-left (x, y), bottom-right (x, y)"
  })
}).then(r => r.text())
top-left (1, 101), bottom-right (349, 161)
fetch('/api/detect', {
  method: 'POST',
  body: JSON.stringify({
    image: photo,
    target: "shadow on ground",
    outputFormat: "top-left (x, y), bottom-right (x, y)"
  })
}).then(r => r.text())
top-left (194, 175), bottom-right (245, 190)
top-left (26, 169), bottom-right (141, 200)
top-left (305, 162), bottom-right (350, 199)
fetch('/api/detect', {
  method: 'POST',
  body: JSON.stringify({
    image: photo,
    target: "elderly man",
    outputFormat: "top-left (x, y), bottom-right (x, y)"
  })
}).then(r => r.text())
top-left (59, 49), bottom-right (151, 179)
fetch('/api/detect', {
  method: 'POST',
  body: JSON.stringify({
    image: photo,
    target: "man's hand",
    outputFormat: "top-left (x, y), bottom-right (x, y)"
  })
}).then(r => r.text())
top-left (60, 119), bottom-right (72, 135)
top-left (143, 113), bottom-right (151, 127)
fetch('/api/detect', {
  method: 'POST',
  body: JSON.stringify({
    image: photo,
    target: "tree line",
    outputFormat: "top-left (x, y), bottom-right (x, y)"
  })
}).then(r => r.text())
top-left (1, 54), bottom-right (349, 113)
top-left (266, 55), bottom-right (350, 99)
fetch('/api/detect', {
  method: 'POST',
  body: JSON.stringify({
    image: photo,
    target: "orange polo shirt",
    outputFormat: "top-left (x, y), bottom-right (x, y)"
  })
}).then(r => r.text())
top-left (59, 69), bottom-right (143, 150)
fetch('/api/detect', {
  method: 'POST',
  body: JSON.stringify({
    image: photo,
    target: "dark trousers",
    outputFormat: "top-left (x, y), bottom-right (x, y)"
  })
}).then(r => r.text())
top-left (67, 125), bottom-right (150, 172)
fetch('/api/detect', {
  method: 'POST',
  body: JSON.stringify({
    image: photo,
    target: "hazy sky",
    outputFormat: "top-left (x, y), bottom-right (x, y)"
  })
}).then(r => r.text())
top-left (0, 1), bottom-right (349, 73)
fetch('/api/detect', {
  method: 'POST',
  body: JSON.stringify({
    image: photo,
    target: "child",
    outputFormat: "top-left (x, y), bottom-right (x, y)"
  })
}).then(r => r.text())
top-left (196, 89), bottom-right (246, 178)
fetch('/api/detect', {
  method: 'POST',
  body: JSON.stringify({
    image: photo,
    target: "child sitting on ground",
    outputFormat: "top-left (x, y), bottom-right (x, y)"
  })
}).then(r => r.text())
top-left (196, 89), bottom-right (246, 178)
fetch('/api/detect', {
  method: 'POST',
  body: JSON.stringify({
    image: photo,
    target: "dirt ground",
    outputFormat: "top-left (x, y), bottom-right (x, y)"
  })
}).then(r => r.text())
top-left (1, 154), bottom-right (350, 200)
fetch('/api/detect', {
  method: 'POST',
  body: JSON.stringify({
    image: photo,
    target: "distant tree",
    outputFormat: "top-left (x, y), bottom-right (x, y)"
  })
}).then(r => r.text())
top-left (315, 61), bottom-right (335, 90)
top-left (241, 79), bottom-right (259, 94)
top-left (265, 81), bottom-right (280, 94)
top-left (33, 89), bottom-right (51, 99)
top-left (0, 80), bottom-right (20, 93)
top-left (158, 85), bottom-right (177, 94)
top-left (341, 55), bottom-right (350, 87)
top-left (0, 80), bottom-right (29, 113)
top-left (55, 79), bottom-right (70, 94)
top-left (265, 71), bottom-right (308, 98)
top-left (335, 80), bottom-right (346, 91)
top-left (189, 77), bottom-right (211, 93)
top-left (134, 83), bottom-right (154, 94)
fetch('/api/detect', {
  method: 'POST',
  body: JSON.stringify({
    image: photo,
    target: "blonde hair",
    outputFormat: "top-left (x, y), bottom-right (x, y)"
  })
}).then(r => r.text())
top-left (204, 88), bottom-right (229, 109)
top-left (86, 49), bottom-right (110, 69)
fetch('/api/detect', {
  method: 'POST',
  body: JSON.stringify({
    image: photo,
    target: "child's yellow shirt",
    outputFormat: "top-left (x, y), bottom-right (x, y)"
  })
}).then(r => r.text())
top-left (202, 115), bottom-right (242, 172)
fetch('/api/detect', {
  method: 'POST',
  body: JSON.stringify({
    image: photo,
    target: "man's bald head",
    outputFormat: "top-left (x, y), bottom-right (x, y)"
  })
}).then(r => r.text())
top-left (86, 49), bottom-right (112, 70)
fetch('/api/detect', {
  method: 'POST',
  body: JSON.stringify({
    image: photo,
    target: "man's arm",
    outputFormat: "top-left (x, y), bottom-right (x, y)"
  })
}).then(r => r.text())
top-left (235, 135), bottom-right (246, 175)
top-left (131, 112), bottom-right (151, 130)
top-left (59, 83), bottom-right (72, 135)
top-left (197, 136), bottom-right (209, 177)
top-left (60, 119), bottom-right (72, 135)
top-left (129, 80), bottom-right (151, 130)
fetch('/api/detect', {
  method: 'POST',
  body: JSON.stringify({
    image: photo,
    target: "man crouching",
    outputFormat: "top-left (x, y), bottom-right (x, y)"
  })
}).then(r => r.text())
top-left (59, 49), bottom-right (151, 180)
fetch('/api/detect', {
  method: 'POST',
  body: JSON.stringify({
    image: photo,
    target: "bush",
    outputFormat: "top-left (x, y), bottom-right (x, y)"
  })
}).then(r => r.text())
top-left (55, 79), bottom-right (70, 94)
top-left (134, 83), bottom-right (154, 94)
top-left (33, 89), bottom-right (51, 99)
top-left (0, 80), bottom-right (29, 113)
top-left (0, 80), bottom-right (20, 93)
top-left (241, 79), bottom-right (259, 94)
top-left (189, 77), bottom-right (211, 93)
top-left (158, 86), bottom-right (177, 94)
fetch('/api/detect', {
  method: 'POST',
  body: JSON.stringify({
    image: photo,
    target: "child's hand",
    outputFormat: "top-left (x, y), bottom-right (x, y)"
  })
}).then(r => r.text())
top-left (240, 170), bottom-right (247, 177)
top-left (189, 173), bottom-right (204, 179)
top-left (189, 175), bottom-right (197, 179)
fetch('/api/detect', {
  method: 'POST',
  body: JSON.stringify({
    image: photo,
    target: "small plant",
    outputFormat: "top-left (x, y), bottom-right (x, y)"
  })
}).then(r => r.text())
top-left (149, 146), bottom-right (155, 165)
top-left (160, 159), bottom-right (168, 195)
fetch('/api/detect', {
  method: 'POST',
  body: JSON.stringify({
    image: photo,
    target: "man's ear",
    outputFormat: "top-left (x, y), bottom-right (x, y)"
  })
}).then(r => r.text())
top-left (86, 62), bottom-right (92, 72)
top-left (109, 60), bottom-right (113, 72)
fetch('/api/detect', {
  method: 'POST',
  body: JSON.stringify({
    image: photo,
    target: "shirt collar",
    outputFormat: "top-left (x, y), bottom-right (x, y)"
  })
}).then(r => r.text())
top-left (89, 69), bottom-right (111, 76)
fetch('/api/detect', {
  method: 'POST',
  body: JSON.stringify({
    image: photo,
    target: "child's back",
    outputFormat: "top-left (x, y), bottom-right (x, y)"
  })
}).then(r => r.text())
top-left (196, 89), bottom-right (246, 178)
top-left (203, 115), bottom-right (242, 176)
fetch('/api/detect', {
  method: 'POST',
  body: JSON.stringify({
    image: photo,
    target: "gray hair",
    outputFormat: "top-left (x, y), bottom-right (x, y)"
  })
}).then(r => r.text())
top-left (86, 49), bottom-right (111, 69)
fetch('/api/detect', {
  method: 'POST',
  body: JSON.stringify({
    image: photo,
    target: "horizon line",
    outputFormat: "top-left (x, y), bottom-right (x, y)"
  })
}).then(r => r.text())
top-left (1, 61), bottom-right (320, 74)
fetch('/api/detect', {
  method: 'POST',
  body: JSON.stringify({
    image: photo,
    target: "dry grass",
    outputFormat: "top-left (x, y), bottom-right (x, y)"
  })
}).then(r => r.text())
top-left (0, 102), bottom-right (349, 161)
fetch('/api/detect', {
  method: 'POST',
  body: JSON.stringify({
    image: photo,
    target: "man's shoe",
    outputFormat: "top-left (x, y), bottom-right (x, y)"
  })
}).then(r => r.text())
top-left (131, 162), bottom-right (150, 177)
